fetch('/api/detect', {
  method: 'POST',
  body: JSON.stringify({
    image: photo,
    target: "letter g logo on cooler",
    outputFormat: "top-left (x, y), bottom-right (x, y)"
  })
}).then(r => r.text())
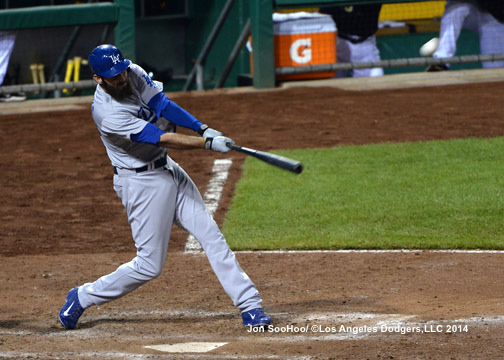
top-left (290, 38), bottom-right (312, 64)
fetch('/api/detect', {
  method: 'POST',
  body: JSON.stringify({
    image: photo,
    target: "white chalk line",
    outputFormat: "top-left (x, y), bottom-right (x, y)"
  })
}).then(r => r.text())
top-left (181, 249), bottom-right (504, 256)
top-left (0, 351), bottom-right (149, 359)
top-left (233, 249), bottom-right (504, 254)
top-left (0, 351), bottom-right (308, 360)
top-left (184, 159), bottom-right (232, 253)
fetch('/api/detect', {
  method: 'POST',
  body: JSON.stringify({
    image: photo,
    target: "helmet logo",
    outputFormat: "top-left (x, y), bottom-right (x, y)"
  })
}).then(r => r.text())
top-left (108, 54), bottom-right (121, 65)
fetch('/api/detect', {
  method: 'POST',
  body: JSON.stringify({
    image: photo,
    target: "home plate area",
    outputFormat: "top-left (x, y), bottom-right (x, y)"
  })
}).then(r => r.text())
top-left (144, 342), bottom-right (229, 354)
top-left (135, 312), bottom-right (504, 359)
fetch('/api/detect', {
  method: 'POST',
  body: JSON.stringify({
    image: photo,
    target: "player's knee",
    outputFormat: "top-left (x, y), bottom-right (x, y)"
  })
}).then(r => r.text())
top-left (133, 258), bottom-right (164, 279)
top-left (149, 270), bottom-right (163, 280)
top-left (139, 267), bottom-right (163, 280)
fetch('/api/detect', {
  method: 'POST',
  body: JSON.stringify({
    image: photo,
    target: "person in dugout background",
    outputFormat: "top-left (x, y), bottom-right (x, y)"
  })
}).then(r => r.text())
top-left (322, 4), bottom-right (384, 78)
top-left (427, 0), bottom-right (504, 71)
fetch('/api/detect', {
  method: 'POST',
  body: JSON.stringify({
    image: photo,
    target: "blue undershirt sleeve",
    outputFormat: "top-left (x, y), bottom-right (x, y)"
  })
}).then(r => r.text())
top-left (130, 122), bottom-right (165, 146)
top-left (147, 92), bottom-right (203, 132)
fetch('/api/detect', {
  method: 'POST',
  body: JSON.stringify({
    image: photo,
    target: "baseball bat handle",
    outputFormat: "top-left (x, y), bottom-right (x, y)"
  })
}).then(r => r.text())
top-left (227, 143), bottom-right (303, 174)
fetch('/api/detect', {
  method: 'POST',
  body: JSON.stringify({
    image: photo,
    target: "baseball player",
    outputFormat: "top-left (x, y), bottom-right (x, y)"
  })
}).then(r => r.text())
top-left (427, 0), bottom-right (504, 71)
top-left (322, 4), bottom-right (384, 78)
top-left (58, 44), bottom-right (271, 329)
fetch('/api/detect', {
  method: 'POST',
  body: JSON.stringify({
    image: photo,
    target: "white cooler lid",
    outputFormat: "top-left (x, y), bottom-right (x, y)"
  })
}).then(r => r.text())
top-left (273, 12), bottom-right (336, 35)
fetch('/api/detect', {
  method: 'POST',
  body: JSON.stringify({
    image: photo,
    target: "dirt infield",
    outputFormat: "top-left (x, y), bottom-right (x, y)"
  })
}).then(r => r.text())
top-left (1, 79), bottom-right (504, 358)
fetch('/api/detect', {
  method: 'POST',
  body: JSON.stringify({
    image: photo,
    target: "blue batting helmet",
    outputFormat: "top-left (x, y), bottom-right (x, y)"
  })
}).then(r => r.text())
top-left (88, 44), bottom-right (131, 78)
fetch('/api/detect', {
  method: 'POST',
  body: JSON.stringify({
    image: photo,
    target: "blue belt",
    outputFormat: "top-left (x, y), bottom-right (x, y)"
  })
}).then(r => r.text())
top-left (114, 157), bottom-right (167, 175)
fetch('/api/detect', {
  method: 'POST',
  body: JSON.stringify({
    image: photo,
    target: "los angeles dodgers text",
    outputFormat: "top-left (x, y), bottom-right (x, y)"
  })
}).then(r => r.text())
top-left (247, 324), bottom-right (469, 334)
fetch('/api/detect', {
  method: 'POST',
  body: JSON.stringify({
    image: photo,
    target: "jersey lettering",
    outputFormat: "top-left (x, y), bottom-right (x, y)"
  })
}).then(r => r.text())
top-left (142, 74), bottom-right (156, 88)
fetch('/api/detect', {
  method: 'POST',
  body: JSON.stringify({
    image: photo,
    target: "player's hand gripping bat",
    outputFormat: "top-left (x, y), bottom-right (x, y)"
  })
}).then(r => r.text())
top-left (226, 143), bottom-right (303, 174)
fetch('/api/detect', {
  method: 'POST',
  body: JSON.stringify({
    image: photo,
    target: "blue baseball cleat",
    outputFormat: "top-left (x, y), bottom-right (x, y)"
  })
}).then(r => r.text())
top-left (58, 287), bottom-right (85, 330)
top-left (242, 308), bottom-right (271, 327)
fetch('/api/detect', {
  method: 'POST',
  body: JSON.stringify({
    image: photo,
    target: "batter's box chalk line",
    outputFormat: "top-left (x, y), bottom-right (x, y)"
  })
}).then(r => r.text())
top-left (185, 159), bottom-right (232, 253)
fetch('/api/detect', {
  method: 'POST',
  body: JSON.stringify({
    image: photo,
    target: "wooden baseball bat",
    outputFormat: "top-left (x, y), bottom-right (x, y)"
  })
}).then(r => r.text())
top-left (227, 143), bottom-right (303, 174)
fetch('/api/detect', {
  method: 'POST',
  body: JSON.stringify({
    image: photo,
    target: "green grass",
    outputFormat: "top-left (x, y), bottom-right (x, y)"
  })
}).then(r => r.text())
top-left (222, 137), bottom-right (504, 250)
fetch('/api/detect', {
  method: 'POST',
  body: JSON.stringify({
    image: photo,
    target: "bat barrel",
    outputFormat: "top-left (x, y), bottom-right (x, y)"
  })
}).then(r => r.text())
top-left (291, 162), bottom-right (303, 174)
top-left (227, 143), bottom-right (303, 174)
top-left (255, 151), bottom-right (303, 174)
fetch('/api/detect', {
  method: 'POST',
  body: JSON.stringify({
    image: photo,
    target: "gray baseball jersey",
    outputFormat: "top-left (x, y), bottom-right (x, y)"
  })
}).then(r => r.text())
top-left (91, 64), bottom-right (170, 168)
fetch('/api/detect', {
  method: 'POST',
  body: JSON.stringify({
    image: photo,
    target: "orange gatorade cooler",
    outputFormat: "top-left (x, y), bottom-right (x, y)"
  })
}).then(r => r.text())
top-left (273, 12), bottom-right (337, 80)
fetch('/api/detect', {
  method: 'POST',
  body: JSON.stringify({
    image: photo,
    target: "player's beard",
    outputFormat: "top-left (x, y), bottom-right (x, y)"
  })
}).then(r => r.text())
top-left (101, 78), bottom-right (134, 102)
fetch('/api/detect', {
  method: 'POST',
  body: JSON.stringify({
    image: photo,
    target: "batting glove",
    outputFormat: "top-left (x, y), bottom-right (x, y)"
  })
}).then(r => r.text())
top-left (198, 124), bottom-right (222, 138)
top-left (205, 136), bottom-right (235, 153)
